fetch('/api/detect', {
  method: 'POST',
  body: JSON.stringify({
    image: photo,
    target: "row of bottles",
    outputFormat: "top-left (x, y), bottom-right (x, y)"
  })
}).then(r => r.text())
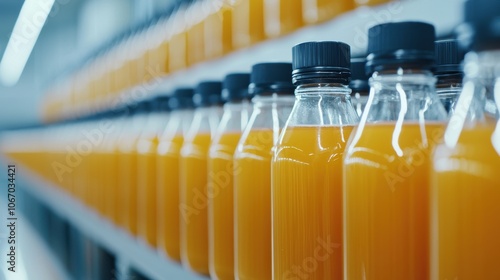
top-left (2, 1), bottom-right (499, 279)
top-left (42, 0), bottom-right (391, 124)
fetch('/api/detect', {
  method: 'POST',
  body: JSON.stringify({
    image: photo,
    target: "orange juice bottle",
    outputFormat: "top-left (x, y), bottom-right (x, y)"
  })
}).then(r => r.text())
top-left (350, 58), bottom-right (370, 117)
top-left (232, 0), bottom-right (266, 49)
top-left (117, 101), bottom-right (151, 236)
top-left (186, 0), bottom-right (208, 66)
top-left (180, 81), bottom-right (224, 275)
top-left (431, 2), bottom-right (500, 279)
top-left (343, 22), bottom-right (448, 280)
top-left (434, 40), bottom-right (465, 115)
top-left (208, 73), bottom-right (251, 280)
top-left (157, 88), bottom-right (195, 261)
top-left (100, 107), bottom-right (129, 225)
top-left (264, 0), bottom-right (304, 38)
top-left (136, 96), bottom-right (171, 247)
top-left (234, 63), bottom-right (295, 280)
top-left (204, 0), bottom-right (234, 60)
top-left (272, 42), bottom-right (358, 280)
top-left (169, 3), bottom-right (189, 72)
top-left (302, 0), bottom-right (354, 25)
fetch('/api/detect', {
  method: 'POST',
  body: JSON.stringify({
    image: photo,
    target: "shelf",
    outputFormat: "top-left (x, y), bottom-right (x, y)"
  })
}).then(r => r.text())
top-left (16, 172), bottom-right (208, 280)
top-left (143, 0), bottom-right (462, 96)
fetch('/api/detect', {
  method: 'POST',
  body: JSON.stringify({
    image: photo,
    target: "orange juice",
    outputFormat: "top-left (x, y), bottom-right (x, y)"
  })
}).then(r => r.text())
top-left (137, 136), bottom-right (160, 247)
top-left (264, 0), bottom-right (304, 38)
top-left (204, 4), bottom-right (233, 60)
top-left (344, 122), bottom-right (445, 280)
top-left (272, 125), bottom-right (354, 280)
top-left (208, 132), bottom-right (241, 279)
top-left (234, 129), bottom-right (274, 280)
top-left (104, 149), bottom-right (119, 224)
top-left (169, 31), bottom-right (187, 72)
top-left (180, 132), bottom-right (212, 275)
top-left (118, 145), bottom-right (139, 235)
top-left (157, 134), bottom-right (184, 261)
top-left (431, 125), bottom-right (500, 280)
top-left (232, 0), bottom-right (266, 49)
top-left (302, 0), bottom-right (354, 24)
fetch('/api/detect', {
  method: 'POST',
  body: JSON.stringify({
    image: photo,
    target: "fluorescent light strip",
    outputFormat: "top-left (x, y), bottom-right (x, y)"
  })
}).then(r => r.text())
top-left (0, 0), bottom-right (55, 87)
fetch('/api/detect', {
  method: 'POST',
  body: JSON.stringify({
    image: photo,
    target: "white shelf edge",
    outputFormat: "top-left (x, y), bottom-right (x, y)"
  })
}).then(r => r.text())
top-left (18, 174), bottom-right (208, 280)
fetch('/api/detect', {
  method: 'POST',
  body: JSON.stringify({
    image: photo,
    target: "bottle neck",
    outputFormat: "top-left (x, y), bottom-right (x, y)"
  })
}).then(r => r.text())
top-left (252, 94), bottom-right (295, 108)
top-left (295, 83), bottom-right (351, 96)
top-left (366, 68), bottom-right (447, 122)
top-left (436, 73), bottom-right (463, 89)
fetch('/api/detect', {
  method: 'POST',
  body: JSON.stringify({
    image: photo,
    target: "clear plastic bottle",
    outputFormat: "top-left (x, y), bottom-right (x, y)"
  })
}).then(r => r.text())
top-left (204, 0), bottom-right (234, 60)
top-left (302, 0), bottom-right (354, 25)
top-left (343, 22), bottom-right (448, 280)
top-left (232, 0), bottom-right (266, 49)
top-left (117, 100), bottom-right (150, 236)
top-left (272, 42), bottom-right (358, 280)
top-left (350, 58), bottom-right (370, 117)
top-left (431, 1), bottom-right (500, 279)
top-left (264, 0), bottom-right (304, 38)
top-left (186, 0), bottom-right (208, 66)
top-left (101, 106), bottom-right (129, 225)
top-left (208, 73), bottom-right (252, 280)
top-left (234, 62), bottom-right (295, 280)
top-left (157, 88), bottom-right (195, 262)
top-left (136, 95), bottom-right (170, 247)
top-left (180, 81), bottom-right (224, 275)
top-left (434, 39), bottom-right (465, 115)
top-left (168, 2), bottom-right (189, 72)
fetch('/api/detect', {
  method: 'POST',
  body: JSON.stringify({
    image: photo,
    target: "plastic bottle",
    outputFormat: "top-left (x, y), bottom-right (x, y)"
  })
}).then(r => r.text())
top-left (434, 39), bottom-right (465, 115)
top-left (157, 88), bottom-right (195, 262)
top-left (169, 3), bottom-right (189, 72)
top-left (350, 58), bottom-right (370, 117)
top-left (136, 95), bottom-right (170, 247)
top-left (272, 42), bottom-right (358, 280)
top-left (204, 0), bottom-right (234, 60)
top-left (208, 73), bottom-right (252, 280)
top-left (431, 1), bottom-right (500, 279)
top-left (343, 22), bottom-right (448, 280)
top-left (232, 0), bottom-right (266, 49)
top-left (117, 100), bottom-right (151, 236)
top-left (101, 106), bottom-right (129, 225)
top-left (186, 0), bottom-right (208, 66)
top-left (180, 81), bottom-right (224, 275)
top-left (302, 0), bottom-right (354, 25)
top-left (234, 62), bottom-right (295, 280)
top-left (264, 0), bottom-right (304, 38)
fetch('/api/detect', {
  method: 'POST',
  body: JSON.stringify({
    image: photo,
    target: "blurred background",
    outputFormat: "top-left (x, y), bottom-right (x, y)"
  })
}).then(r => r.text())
top-left (0, 0), bottom-right (177, 130)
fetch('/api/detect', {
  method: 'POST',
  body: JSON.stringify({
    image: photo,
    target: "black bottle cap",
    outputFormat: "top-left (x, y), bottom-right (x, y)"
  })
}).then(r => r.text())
top-left (366, 21), bottom-right (436, 74)
top-left (461, 0), bottom-right (500, 51)
top-left (350, 58), bottom-right (370, 95)
top-left (169, 88), bottom-right (195, 110)
top-left (194, 81), bottom-right (223, 107)
top-left (132, 99), bottom-right (152, 115)
top-left (155, 95), bottom-right (171, 112)
top-left (434, 40), bottom-right (465, 75)
top-left (249, 62), bottom-right (295, 95)
top-left (222, 73), bottom-right (251, 102)
top-left (292, 41), bottom-right (351, 85)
